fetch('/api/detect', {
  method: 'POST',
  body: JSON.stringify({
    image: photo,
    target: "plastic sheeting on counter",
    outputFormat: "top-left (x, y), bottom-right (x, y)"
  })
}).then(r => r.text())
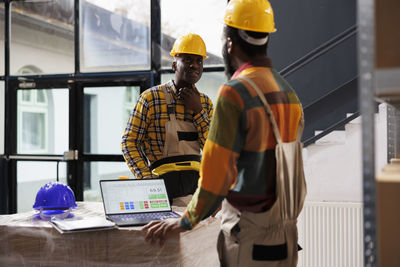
top-left (0, 202), bottom-right (220, 266)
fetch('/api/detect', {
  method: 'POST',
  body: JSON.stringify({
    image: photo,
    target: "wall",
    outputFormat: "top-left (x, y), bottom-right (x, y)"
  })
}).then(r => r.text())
top-left (304, 104), bottom-right (387, 202)
top-left (269, 0), bottom-right (357, 106)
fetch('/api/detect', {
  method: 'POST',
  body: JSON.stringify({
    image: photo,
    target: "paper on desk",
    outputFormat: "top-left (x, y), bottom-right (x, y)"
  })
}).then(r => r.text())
top-left (50, 217), bottom-right (116, 233)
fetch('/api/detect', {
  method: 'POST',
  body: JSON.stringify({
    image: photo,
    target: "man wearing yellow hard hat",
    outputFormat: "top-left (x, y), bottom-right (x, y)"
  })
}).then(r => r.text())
top-left (121, 33), bottom-right (213, 205)
top-left (144, 0), bottom-right (306, 266)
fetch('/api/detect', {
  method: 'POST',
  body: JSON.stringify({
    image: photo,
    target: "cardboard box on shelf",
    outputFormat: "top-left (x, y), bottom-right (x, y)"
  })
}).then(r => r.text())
top-left (376, 162), bottom-right (400, 267)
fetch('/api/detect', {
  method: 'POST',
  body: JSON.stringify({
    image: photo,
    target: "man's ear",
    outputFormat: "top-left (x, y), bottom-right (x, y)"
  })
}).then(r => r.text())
top-left (226, 37), bottom-right (233, 54)
top-left (172, 60), bottom-right (177, 71)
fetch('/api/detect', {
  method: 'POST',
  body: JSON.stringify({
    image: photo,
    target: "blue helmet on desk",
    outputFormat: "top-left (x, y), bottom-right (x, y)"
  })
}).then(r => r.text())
top-left (33, 182), bottom-right (77, 220)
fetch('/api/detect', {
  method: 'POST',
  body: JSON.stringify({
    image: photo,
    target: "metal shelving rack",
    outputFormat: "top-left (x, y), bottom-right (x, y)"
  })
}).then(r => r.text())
top-left (357, 0), bottom-right (377, 265)
top-left (359, 0), bottom-right (400, 266)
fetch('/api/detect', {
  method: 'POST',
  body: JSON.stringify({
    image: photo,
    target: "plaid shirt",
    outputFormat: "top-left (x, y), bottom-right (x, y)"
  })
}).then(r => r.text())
top-left (121, 80), bottom-right (213, 179)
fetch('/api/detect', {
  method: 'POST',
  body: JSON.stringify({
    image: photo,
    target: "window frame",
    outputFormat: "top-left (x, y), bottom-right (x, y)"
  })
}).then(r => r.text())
top-left (0, 0), bottom-right (224, 215)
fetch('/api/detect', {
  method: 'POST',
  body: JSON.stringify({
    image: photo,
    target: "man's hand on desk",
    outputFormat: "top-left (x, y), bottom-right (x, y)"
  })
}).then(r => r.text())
top-left (142, 218), bottom-right (185, 246)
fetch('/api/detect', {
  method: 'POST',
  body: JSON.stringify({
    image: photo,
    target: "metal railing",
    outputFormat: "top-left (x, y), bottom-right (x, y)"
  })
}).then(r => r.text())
top-left (277, 25), bottom-right (359, 146)
top-left (303, 111), bottom-right (360, 147)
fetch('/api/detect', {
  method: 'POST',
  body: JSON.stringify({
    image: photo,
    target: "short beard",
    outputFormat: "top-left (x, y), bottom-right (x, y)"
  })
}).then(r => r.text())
top-left (222, 43), bottom-right (236, 80)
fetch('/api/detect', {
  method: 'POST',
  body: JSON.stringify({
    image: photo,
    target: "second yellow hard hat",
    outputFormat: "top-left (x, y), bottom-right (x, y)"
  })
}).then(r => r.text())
top-left (224, 0), bottom-right (277, 33)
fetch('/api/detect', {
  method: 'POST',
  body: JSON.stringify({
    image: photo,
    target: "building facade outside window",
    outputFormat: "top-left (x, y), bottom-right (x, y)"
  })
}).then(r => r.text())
top-left (17, 65), bottom-right (53, 154)
top-left (18, 91), bottom-right (48, 153)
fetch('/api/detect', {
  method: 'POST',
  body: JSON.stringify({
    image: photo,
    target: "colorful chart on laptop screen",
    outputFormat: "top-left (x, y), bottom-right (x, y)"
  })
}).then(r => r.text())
top-left (101, 179), bottom-right (171, 214)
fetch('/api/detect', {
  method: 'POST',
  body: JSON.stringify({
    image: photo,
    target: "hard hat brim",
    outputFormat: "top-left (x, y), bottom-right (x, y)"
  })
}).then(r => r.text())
top-left (170, 52), bottom-right (208, 59)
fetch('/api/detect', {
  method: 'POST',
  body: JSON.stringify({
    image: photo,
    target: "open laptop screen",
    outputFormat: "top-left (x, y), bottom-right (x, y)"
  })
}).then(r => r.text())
top-left (100, 179), bottom-right (172, 215)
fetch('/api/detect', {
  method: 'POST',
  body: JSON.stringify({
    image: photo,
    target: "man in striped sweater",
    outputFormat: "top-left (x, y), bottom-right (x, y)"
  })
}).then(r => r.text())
top-left (144, 0), bottom-right (306, 265)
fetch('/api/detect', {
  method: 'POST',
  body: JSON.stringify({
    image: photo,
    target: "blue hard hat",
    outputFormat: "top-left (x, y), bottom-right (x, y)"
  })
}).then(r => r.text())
top-left (33, 182), bottom-right (77, 213)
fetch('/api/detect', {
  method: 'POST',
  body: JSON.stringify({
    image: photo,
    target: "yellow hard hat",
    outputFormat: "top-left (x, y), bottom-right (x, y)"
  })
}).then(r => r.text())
top-left (224, 0), bottom-right (277, 33)
top-left (170, 33), bottom-right (208, 59)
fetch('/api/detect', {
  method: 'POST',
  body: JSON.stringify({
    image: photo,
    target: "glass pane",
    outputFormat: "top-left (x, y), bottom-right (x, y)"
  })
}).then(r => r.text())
top-left (84, 161), bottom-right (134, 202)
top-left (84, 86), bottom-right (140, 154)
top-left (10, 1), bottom-right (74, 75)
top-left (126, 86), bottom-right (140, 104)
top-left (22, 112), bottom-right (46, 151)
top-left (17, 89), bottom-right (69, 154)
top-left (17, 161), bottom-right (67, 213)
top-left (80, 0), bottom-right (150, 72)
top-left (161, 72), bottom-right (226, 105)
top-left (161, 0), bottom-right (225, 68)
top-left (0, 81), bottom-right (4, 154)
top-left (0, 3), bottom-right (4, 76)
top-left (21, 91), bottom-right (32, 103)
top-left (36, 90), bottom-right (46, 103)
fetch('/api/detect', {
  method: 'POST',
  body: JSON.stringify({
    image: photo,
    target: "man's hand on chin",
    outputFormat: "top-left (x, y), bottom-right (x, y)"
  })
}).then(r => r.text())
top-left (178, 85), bottom-right (202, 114)
top-left (142, 218), bottom-right (185, 246)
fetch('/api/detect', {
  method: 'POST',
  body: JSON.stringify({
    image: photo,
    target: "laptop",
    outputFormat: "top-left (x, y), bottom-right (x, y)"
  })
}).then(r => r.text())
top-left (99, 178), bottom-right (180, 227)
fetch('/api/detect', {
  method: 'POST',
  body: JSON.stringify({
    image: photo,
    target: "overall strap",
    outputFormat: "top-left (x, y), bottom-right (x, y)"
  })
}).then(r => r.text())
top-left (238, 76), bottom-right (305, 143)
top-left (160, 86), bottom-right (176, 121)
top-left (237, 76), bottom-right (282, 144)
top-left (296, 108), bottom-right (305, 142)
top-left (161, 85), bottom-right (173, 105)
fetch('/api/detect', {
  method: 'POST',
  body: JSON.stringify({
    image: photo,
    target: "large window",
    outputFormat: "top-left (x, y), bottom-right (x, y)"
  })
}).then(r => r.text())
top-left (2, 1), bottom-right (225, 214)
top-left (10, 1), bottom-right (74, 75)
top-left (80, 0), bottom-right (150, 72)
top-left (161, 0), bottom-right (225, 68)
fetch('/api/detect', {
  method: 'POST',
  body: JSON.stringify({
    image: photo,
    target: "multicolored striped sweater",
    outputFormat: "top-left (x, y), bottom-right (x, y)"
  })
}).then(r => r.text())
top-left (180, 57), bottom-right (303, 230)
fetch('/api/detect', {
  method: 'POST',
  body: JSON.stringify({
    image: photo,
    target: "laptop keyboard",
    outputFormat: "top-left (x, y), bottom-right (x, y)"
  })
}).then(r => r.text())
top-left (110, 212), bottom-right (180, 222)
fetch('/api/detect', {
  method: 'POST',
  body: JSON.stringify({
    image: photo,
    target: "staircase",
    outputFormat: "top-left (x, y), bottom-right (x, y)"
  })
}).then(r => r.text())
top-left (302, 103), bottom-right (387, 202)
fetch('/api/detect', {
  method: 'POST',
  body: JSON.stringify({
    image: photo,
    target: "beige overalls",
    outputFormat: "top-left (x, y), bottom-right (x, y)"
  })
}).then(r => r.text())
top-left (150, 86), bottom-right (201, 206)
top-left (217, 76), bottom-right (307, 267)
top-left (160, 86), bottom-right (200, 158)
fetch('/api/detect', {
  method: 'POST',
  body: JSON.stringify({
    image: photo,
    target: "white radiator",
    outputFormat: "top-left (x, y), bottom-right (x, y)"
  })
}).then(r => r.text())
top-left (297, 201), bottom-right (363, 267)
